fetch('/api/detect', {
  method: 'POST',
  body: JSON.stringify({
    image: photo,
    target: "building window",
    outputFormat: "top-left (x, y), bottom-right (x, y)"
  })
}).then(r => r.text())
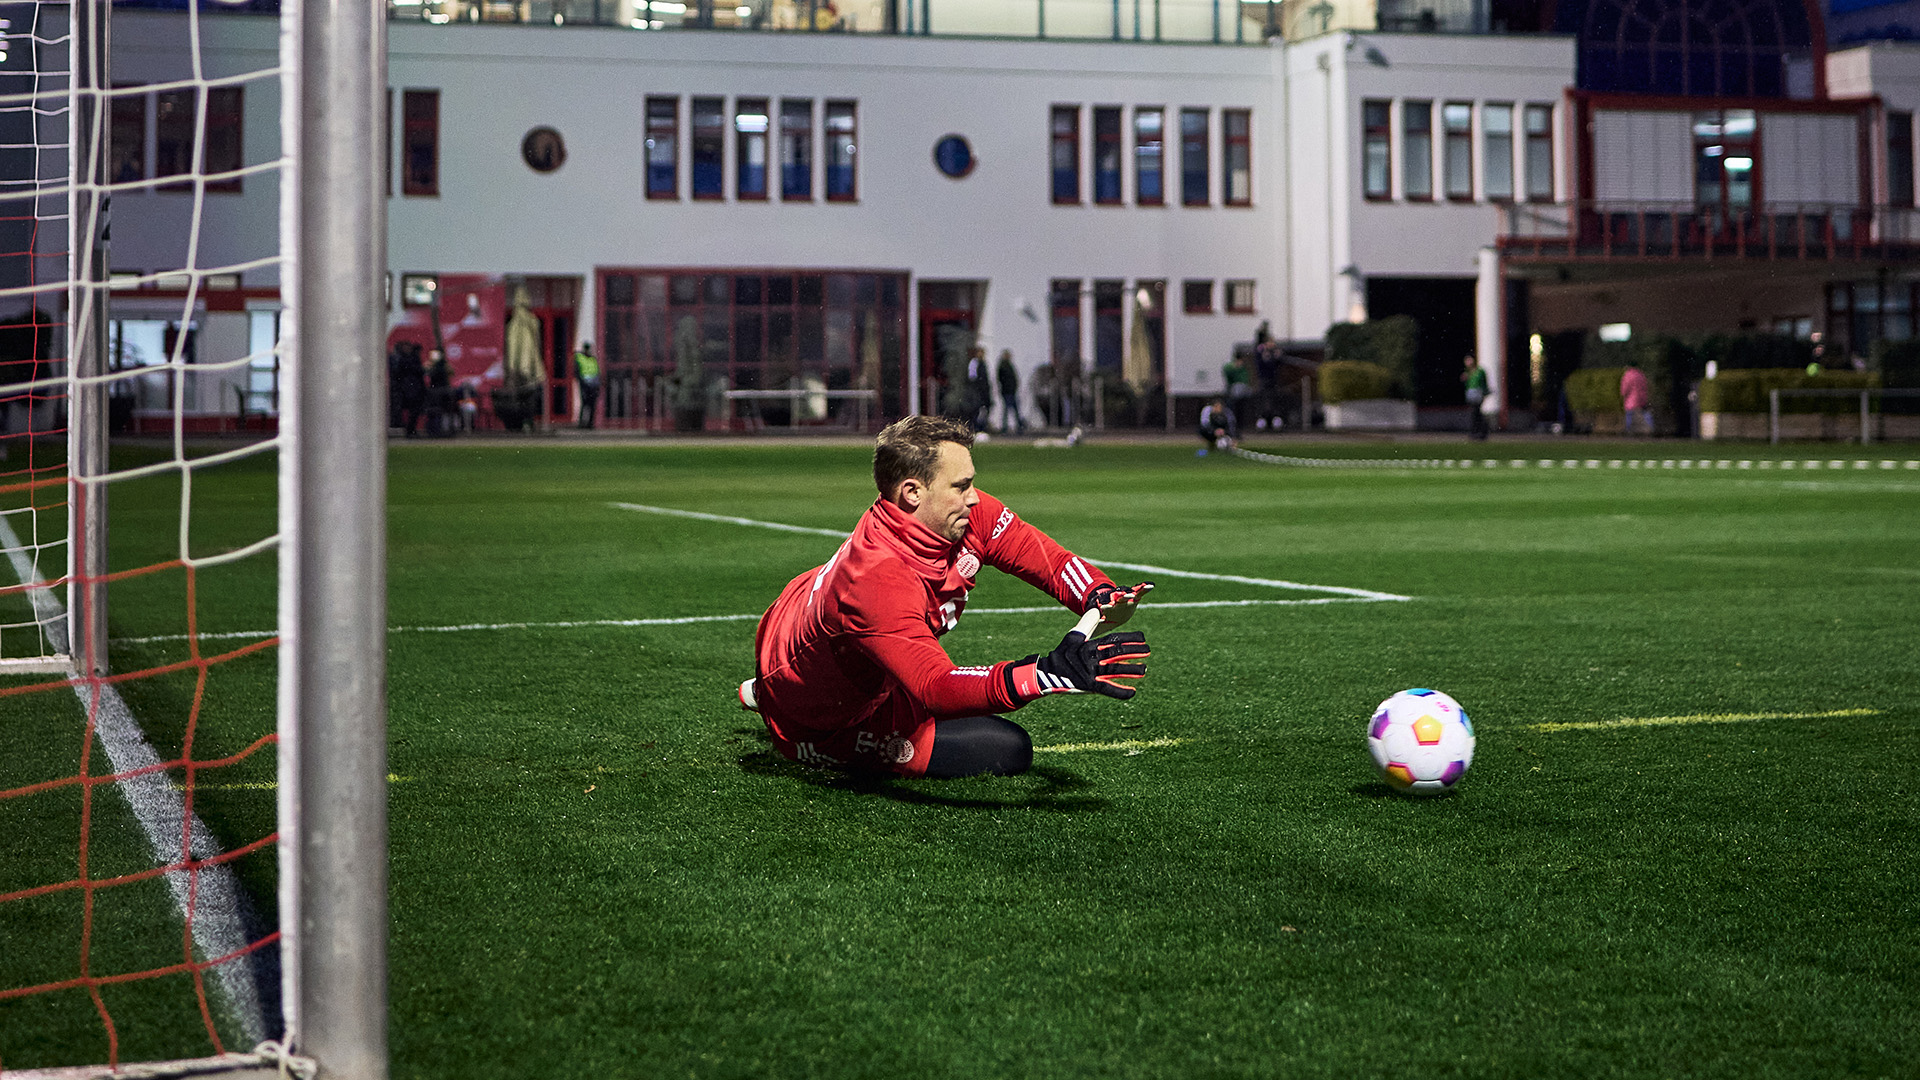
top-left (645, 96), bottom-right (678, 199)
top-left (825, 100), bottom-right (857, 201)
top-left (1443, 102), bottom-right (1473, 200)
top-left (1524, 103), bottom-right (1554, 201)
top-left (1180, 108), bottom-right (1209, 206)
top-left (110, 86), bottom-right (146, 185)
top-left (735, 98), bottom-right (768, 200)
top-left (1363, 100), bottom-right (1391, 200)
top-left (1694, 109), bottom-right (1756, 215)
top-left (1094, 106), bottom-right (1123, 204)
top-left (689, 97), bottom-right (725, 200)
top-left (1225, 279), bottom-right (1255, 313)
top-left (1403, 100), bottom-right (1433, 201)
top-left (1483, 103), bottom-right (1514, 200)
top-left (154, 86), bottom-right (243, 193)
top-left (402, 89), bottom-right (438, 197)
top-left (1093, 280), bottom-right (1126, 372)
top-left (1891, 110), bottom-right (1914, 209)
top-left (1051, 105), bottom-right (1080, 204)
top-left (780, 98), bottom-right (812, 200)
top-left (1222, 108), bottom-right (1251, 206)
top-left (1135, 107), bottom-right (1164, 206)
top-left (1050, 279), bottom-right (1082, 371)
top-left (1183, 279), bottom-right (1214, 313)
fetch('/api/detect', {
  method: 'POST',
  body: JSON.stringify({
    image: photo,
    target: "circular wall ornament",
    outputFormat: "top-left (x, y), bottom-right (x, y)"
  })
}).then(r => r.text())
top-left (521, 127), bottom-right (567, 174)
top-left (932, 134), bottom-right (975, 179)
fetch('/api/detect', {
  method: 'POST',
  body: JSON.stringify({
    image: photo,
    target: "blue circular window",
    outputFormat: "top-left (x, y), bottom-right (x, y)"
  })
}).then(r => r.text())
top-left (933, 135), bottom-right (975, 179)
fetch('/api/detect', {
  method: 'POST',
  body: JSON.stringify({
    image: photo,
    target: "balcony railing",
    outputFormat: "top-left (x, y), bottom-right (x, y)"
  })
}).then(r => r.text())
top-left (383, 0), bottom-right (1282, 40)
top-left (1498, 201), bottom-right (1920, 261)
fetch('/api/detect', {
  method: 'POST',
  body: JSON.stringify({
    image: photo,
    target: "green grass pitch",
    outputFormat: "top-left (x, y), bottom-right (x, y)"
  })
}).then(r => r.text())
top-left (3, 437), bottom-right (1918, 1078)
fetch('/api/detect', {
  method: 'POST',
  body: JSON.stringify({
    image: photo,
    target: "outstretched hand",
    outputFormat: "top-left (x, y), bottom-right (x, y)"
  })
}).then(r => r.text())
top-left (1007, 605), bottom-right (1151, 702)
top-left (1086, 581), bottom-right (1154, 638)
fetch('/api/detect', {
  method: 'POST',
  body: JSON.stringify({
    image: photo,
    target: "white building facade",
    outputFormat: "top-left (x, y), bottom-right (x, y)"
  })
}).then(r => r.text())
top-left (102, 2), bottom-right (1920, 432)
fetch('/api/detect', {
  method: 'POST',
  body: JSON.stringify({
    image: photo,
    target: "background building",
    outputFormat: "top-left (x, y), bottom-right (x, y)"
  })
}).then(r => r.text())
top-left (97, 0), bottom-right (1920, 432)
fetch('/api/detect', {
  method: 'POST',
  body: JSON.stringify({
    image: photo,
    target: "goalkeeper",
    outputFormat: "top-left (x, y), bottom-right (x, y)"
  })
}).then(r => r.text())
top-left (742, 415), bottom-right (1151, 779)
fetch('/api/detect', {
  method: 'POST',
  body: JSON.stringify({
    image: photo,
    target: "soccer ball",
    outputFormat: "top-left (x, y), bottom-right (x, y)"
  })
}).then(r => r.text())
top-left (1366, 688), bottom-right (1475, 795)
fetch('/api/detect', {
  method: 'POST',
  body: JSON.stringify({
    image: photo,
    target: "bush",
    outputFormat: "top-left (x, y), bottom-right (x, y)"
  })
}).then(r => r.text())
top-left (1697, 368), bottom-right (1880, 414)
top-left (1319, 360), bottom-right (1396, 404)
top-left (1564, 368), bottom-right (1624, 413)
top-left (1324, 315), bottom-right (1417, 398)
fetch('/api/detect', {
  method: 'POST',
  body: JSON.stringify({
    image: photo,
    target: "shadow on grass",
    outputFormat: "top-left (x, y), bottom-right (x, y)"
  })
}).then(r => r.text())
top-left (1349, 781), bottom-right (1402, 799)
top-left (736, 742), bottom-right (1107, 812)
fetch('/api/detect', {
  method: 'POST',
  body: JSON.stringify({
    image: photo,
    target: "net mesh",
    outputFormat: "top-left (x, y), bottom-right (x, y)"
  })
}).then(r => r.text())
top-left (0, 0), bottom-right (288, 1069)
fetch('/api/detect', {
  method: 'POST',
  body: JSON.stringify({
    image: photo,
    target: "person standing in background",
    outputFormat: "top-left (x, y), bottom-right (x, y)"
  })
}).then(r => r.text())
top-left (1620, 361), bottom-right (1651, 436)
top-left (575, 341), bottom-right (601, 430)
top-left (995, 349), bottom-right (1025, 434)
top-left (1462, 355), bottom-right (1489, 441)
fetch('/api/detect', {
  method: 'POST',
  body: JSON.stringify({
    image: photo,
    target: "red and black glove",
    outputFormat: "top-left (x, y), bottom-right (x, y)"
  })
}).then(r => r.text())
top-left (1006, 624), bottom-right (1150, 702)
top-left (1085, 581), bottom-right (1154, 637)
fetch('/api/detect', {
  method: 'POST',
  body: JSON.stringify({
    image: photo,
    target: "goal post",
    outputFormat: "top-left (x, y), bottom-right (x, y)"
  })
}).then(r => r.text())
top-left (278, 0), bottom-right (390, 1076)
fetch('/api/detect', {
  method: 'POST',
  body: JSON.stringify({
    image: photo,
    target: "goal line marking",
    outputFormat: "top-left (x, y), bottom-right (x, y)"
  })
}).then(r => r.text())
top-left (1530, 707), bottom-right (1881, 732)
top-left (0, 516), bottom-right (266, 1044)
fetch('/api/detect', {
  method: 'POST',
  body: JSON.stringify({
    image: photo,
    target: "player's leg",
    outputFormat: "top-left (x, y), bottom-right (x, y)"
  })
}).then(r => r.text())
top-left (926, 715), bottom-right (1032, 778)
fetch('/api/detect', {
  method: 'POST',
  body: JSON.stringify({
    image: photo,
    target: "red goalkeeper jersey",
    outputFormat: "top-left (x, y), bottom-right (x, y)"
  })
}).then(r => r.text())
top-left (753, 490), bottom-right (1113, 734)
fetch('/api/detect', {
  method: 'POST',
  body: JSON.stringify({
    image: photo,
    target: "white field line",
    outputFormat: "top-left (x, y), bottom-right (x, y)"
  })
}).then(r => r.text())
top-left (1530, 707), bottom-right (1881, 733)
top-left (0, 516), bottom-right (265, 1044)
top-left (1034, 737), bottom-right (1185, 754)
top-left (608, 501), bottom-right (1412, 601)
top-left (113, 505), bottom-right (1408, 646)
top-left (112, 598), bottom-right (1386, 646)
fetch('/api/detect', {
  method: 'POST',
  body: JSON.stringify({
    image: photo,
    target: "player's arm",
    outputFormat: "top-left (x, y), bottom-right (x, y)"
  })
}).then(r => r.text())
top-left (856, 607), bottom-right (1149, 713)
top-left (974, 491), bottom-right (1153, 632)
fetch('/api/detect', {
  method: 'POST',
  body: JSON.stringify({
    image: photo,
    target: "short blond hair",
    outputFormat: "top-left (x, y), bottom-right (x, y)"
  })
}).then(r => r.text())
top-left (873, 416), bottom-right (974, 495)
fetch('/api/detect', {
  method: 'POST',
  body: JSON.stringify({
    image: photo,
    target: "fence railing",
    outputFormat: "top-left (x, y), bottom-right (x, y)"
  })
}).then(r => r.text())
top-left (1770, 387), bottom-right (1920, 444)
top-left (1499, 202), bottom-right (1920, 261)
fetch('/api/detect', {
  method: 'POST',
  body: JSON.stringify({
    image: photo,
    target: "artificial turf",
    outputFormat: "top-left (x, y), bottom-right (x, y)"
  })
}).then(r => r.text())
top-left (3, 436), bottom-right (1918, 1078)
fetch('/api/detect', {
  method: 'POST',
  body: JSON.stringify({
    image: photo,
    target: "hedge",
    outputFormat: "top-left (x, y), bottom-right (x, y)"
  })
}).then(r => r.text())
top-left (1697, 368), bottom-right (1880, 414)
top-left (1565, 367), bottom-right (1625, 413)
top-left (1319, 360), bottom-right (1397, 404)
top-left (1324, 315), bottom-right (1417, 398)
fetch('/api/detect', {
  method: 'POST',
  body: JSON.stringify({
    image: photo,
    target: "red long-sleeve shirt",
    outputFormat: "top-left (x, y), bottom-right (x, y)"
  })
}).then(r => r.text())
top-left (753, 491), bottom-right (1113, 735)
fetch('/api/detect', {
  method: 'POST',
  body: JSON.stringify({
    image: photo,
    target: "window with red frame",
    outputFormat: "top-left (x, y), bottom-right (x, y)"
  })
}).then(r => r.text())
top-left (1093, 106), bottom-right (1123, 204)
top-left (825, 100), bottom-right (857, 201)
top-left (1135, 107), bottom-right (1165, 206)
top-left (1052, 105), bottom-right (1081, 204)
top-left (646, 96), bottom-right (678, 200)
top-left (1223, 108), bottom-right (1251, 206)
top-left (155, 86), bottom-right (243, 193)
top-left (402, 88), bottom-right (439, 197)
top-left (1443, 102), bottom-right (1473, 200)
top-left (1225, 279), bottom-right (1255, 314)
top-left (1182, 280), bottom-right (1213, 313)
top-left (1403, 100), bottom-right (1433, 201)
top-left (1363, 100), bottom-right (1390, 200)
top-left (1524, 103), bottom-right (1554, 201)
top-left (1180, 108), bottom-right (1209, 206)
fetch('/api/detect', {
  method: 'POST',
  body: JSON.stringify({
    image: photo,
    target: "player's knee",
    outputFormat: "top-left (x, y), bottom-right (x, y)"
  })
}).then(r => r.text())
top-left (926, 715), bottom-right (1032, 778)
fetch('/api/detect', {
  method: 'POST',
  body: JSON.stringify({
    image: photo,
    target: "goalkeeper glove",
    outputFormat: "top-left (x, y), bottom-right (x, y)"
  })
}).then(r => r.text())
top-left (1085, 580), bottom-right (1154, 637)
top-left (1006, 615), bottom-right (1150, 702)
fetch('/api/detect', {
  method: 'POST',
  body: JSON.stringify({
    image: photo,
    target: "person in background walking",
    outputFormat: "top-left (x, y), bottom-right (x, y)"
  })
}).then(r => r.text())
top-left (1620, 361), bottom-right (1651, 436)
top-left (1462, 354), bottom-right (1490, 441)
top-left (966, 346), bottom-right (993, 433)
top-left (575, 341), bottom-right (601, 430)
top-left (995, 349), bottom-right (1025, 433)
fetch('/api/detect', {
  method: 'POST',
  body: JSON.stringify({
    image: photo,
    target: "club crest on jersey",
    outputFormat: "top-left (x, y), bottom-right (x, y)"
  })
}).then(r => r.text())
top-left (955, 549), bottom-right (981, 579)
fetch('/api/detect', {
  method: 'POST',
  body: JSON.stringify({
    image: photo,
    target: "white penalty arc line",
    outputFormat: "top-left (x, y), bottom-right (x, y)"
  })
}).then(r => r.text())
top-left (608, 501), bottom-right (1412, 602)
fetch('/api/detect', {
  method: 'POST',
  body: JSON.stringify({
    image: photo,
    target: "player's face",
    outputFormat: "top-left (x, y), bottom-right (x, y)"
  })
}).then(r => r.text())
top-left (914, 441), bottom-right (979, 543)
